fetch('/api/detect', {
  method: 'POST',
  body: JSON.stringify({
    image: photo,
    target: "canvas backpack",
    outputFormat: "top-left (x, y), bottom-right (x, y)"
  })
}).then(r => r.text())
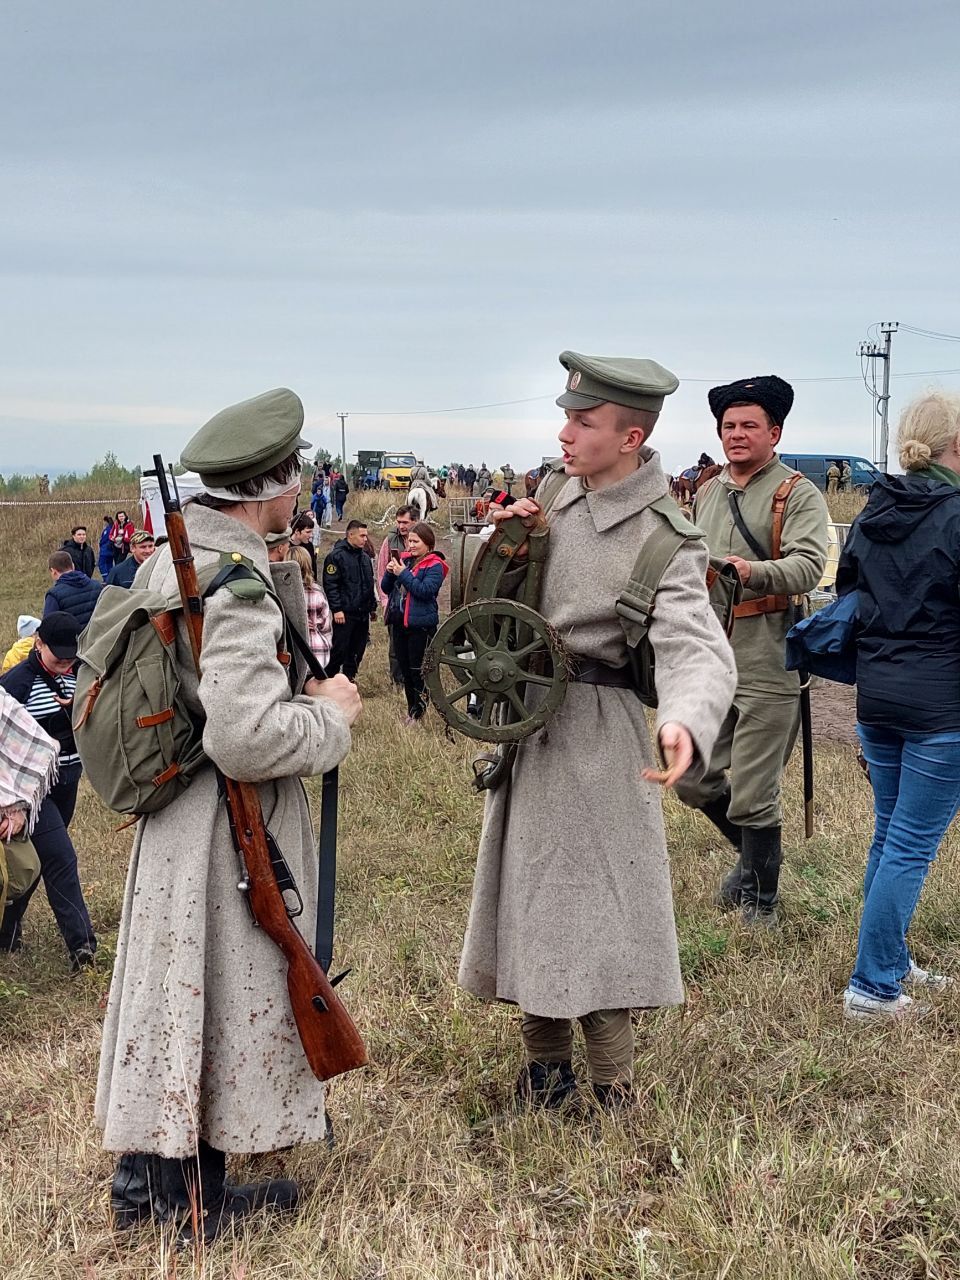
top-left (72, 558), bottom-right (274, 816)
top-left (537, 460), bottom-right (740, 708)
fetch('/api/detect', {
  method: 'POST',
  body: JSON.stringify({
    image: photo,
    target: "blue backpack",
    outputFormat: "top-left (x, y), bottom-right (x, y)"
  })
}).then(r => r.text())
top-left (785, 591), bottom-right (858, 684)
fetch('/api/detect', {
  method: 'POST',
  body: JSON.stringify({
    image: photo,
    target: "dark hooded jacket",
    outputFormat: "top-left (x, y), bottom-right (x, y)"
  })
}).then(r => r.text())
top-left (836, 471), bottom-right (960, 732)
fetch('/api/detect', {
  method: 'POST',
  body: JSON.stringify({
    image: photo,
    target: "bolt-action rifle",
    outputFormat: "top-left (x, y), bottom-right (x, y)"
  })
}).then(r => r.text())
top-left (146, 455), bottom-right (367, 1083)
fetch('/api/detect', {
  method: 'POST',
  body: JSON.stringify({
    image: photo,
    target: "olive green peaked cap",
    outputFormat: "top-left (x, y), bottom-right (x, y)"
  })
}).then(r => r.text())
top-left (180, 388), bottom-right (312, 488)
top-left (556, 351), bottom-right (680, 414)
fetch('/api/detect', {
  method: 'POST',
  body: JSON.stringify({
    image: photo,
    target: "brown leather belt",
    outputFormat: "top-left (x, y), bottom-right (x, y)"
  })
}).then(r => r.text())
top-left (569, 659), bottom-right (635, 689)
top-left (733, 594), bottom-right (790, 619)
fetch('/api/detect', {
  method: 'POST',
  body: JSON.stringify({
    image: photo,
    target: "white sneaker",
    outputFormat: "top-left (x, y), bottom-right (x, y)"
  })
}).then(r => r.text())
top-left (903, 961), bottom-right (953, 992)
top-left (843, 989), bottom-right (929, 1022)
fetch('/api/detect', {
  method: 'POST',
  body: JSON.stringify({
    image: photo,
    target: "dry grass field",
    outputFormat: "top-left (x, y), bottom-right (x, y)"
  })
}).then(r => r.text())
top-left (4, 483), bottom-right (960, 1279)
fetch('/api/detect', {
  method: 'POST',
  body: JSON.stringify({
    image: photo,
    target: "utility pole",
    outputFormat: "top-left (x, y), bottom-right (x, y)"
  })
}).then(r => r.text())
top-left (858, 322), bottom-right (898, 469)
top-left (337, 411), bottom-right (348, 475)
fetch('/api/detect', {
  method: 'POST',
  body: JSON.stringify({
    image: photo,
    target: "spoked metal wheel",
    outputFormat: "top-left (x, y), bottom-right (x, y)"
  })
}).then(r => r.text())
top-left (423, 598), bottom-right (567, 742)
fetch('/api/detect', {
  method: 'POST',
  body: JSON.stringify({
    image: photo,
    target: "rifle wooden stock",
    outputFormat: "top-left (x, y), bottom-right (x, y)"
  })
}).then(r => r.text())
top-left (149, 455), bottom-right (367, 1082)
top-left (222, 776), bottom-right (367, 1080)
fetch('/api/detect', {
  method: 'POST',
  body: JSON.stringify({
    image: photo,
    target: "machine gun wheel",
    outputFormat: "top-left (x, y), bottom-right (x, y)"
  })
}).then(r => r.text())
top-left (423, 599), bottom-right (567, 743)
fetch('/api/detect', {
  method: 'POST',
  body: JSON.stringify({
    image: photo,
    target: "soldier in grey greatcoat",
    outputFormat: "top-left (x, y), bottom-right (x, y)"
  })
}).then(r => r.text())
top-left (458, 352), bottom-right (737, 1111)
top-left (95, 389), bottom-right (362, 1242)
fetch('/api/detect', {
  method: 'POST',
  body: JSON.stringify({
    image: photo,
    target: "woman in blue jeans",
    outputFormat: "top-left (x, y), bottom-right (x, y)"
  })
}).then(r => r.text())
top-left (836, 391), bottom-right (960, 1020)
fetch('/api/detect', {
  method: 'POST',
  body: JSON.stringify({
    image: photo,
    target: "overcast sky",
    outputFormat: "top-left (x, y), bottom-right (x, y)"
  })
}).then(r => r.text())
top-left (3, 0), bottom-right (959, 478)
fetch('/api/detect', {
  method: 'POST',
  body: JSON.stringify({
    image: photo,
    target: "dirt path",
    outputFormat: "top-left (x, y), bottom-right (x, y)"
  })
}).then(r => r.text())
top-left (809, 680), bottom-right (858, 745)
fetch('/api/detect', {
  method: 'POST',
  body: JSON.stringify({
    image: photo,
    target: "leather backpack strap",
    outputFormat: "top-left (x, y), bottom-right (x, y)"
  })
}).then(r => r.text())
top-left (730, 471), bottom-right (803, 621)
top-left (769, 472), bottom-right (803, 560)
top-left (616, 497), bottom-right (699, 648)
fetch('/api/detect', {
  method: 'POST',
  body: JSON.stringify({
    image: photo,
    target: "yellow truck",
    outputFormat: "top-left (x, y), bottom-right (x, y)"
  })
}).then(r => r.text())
top-left (379, 452), bottom-right (418, 491)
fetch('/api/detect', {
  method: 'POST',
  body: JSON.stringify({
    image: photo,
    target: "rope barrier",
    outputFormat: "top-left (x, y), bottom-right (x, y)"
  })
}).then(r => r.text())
top-left (0, 498), bottom-right (131, 507)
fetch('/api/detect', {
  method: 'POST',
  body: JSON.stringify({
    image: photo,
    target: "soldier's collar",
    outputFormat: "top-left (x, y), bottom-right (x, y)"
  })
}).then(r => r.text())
top-left (557, 448), bottom-right (668, 532)
top-left (719, 453), bottom-right (782, 490)
top-left (182, 502), bottom-right (273, 576)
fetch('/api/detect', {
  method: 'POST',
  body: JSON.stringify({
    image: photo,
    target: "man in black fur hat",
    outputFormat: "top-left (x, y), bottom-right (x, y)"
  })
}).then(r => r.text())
top-left (674, 376), bottom-right (828, 924)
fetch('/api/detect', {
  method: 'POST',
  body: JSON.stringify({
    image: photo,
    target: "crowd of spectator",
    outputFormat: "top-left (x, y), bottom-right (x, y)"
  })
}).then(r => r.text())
top-left (0, 473), bottom-right (456, 969)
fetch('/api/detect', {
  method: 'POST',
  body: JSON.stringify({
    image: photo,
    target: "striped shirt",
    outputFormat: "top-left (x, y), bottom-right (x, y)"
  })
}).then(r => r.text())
top-left (24, 670), bottom-right (79, 766)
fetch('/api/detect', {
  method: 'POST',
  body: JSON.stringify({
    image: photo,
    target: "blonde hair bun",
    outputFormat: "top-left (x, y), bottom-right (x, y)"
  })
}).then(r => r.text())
top-left (899, 440), bottom-right (932, 471)
top-left (897, 391), bottom-right (960, 472)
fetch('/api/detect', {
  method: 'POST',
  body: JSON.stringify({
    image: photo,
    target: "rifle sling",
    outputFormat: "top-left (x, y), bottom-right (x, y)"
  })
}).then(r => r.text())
top-left (726, 490), bottom-right (770, 560)
top-left (211, 562), bottom-right (341, 973)
top-left (272, 594), bottom-right (340, 973)
top-left (727, 475), bottom-right (804, 620)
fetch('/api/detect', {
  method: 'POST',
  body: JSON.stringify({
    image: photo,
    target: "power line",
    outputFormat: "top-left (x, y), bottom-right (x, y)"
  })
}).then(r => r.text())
top-left (348, 394), bottom-right (555, 416)
top-left (900, 323), bottom-right (960, 343)
top-left (334, 366), bottom-right (960, 418)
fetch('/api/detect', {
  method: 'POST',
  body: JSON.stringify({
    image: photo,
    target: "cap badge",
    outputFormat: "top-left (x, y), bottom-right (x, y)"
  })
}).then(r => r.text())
top-left (569, 371), bottom-right (582, 390)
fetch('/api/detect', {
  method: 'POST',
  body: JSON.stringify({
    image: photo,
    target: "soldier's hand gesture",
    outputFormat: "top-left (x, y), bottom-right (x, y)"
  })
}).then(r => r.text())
top-left (642, 722), bottom-right (694, 788)
top-left (488, 498), bottom-right (539, 528)
top-left (308, 674), bottom-right (363, 727)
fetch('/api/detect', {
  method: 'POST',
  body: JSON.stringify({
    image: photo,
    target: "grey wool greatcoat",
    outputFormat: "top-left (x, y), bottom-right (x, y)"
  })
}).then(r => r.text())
top-left (458, 449), bottom-right (737, 1019)
top-left (95, 504), bottom-right (352, 1157)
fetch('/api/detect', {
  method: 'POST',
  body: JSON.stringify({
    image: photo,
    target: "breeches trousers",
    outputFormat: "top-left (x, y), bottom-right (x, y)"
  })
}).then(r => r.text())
top-left (520, 1008), bottom-right (633, 1084)
top-left (675, 687), bottom-right (801, 828)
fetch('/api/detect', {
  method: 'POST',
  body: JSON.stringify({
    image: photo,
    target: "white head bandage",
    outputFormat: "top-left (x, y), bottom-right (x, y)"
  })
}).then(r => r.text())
top-left (202, 476), bottom-right (302, 503)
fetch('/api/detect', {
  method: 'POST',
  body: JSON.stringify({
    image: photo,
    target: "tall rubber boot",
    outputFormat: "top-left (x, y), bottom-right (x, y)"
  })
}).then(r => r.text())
top-left (740, 825), bottom-right (783, 927)
top-left (111, 1152), bottom-right (163, 1229)
top-left (156, 1140), bottom-right (299, 1246)
top-left (700, 792), bottom-right (745, 908)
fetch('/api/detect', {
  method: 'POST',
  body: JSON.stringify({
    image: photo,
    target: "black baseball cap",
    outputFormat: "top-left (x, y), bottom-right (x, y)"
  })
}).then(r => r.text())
top-left (37, 611), bottom-right (80, 660)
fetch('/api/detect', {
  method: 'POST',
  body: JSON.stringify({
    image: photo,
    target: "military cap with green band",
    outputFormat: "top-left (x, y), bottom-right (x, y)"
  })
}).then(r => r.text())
top-left (181, 388), bottom-right (312, 489)
top-left (556, 350), bottom-right (680, 414)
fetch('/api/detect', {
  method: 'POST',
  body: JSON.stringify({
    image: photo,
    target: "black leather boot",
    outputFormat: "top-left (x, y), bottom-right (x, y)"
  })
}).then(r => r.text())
top-left (591, 1081), bottom-right (634, 1112)
top-left (111, 1152), bottom-right (163, 1229)
top-left (155, 1140), bottom-right (299, 1247)
top-left (700, 792), bottom-right (745, 908)
top-left (515, 1060), bottom-right (578, 1111)
top-left (740, 825), bottom-right (783, 926)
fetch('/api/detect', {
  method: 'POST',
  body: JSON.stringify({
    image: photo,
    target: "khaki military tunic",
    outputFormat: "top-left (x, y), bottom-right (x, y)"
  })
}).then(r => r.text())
top-left (674, 455), bottom-right (828, 827)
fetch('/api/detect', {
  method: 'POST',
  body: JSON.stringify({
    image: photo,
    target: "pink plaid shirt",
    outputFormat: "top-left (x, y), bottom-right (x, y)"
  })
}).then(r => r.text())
top-left (304, 581), bottom-right (333, 669)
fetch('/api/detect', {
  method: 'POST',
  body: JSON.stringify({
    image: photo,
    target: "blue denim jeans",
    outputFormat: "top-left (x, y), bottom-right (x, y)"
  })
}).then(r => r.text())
top-left (849, 724), bottom-right (960, 1000)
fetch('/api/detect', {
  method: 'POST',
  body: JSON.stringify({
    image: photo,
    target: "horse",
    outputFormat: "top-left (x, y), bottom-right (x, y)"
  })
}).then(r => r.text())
top-left (408, 480), bottom-right (439, 523)
top-left (673, 455), bottom-right (721, 506)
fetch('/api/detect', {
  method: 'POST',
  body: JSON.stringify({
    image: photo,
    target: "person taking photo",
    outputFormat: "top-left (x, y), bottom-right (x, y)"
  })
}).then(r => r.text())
top-left (381, 521), bottom-right (448, 723)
